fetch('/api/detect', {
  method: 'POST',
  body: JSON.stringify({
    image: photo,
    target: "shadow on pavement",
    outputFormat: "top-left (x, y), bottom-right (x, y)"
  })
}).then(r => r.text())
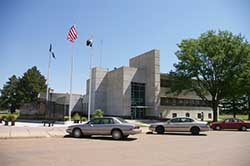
top-left (146, 132), bottom-right (207, 136)
top-left (63, 135), bottom-right (138, 141)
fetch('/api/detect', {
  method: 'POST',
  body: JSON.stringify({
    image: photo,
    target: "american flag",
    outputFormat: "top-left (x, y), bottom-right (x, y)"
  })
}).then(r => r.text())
top-left (67, 25), bottom-right (78, 43)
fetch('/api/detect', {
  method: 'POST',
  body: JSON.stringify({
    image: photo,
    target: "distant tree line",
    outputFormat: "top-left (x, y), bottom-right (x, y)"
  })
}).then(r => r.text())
top-left (0, 66), bottom-right (46, 113)
top-left (169, 30), bottom-right (250, 121)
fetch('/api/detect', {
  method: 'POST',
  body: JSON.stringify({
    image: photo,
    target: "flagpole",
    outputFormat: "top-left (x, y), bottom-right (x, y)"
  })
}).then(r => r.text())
top-left (69, 46), bottom-right (74, 122)
top-left (100, 40), bottom-right (103, 67)
top-left (46, 51), bottom-right (52, 118)
top-left (88, 47), bottom-right (92, 121)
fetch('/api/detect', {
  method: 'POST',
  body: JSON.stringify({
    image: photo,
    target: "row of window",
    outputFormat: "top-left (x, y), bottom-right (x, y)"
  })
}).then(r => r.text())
top-left (172, 112), bottom-right (212, 119)
top-left (161, 97), bottom-right (211, 107)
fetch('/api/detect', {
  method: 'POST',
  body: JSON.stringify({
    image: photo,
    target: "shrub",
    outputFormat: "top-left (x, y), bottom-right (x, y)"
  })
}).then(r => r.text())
top-left (72, 113), bottom-right (81, 121)
top-left (9, 114), bottom-right (16, 121)
top-left (80, 116), bottom-right (87, 122)
top-left (93, 109), bottom-right (104, 118)
top-left (2, 114), bottom-right (7, 121)
top-left (64, 116), bottom-right (69, 121)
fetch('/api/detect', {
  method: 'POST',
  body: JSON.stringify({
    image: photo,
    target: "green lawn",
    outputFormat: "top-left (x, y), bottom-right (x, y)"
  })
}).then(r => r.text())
top-left (219, 114), bottom-right (249, 121)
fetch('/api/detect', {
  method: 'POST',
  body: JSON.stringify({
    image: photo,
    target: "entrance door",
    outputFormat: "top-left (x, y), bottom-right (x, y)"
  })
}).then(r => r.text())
top-left (131, 108), bottom-right (145, 119)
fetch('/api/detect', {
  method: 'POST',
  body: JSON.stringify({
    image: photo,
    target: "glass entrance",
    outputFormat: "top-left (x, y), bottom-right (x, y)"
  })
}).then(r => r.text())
top-left (131, 82), bottom-right (146, 119)
top-left (131, 107), bottom-right (145, 119)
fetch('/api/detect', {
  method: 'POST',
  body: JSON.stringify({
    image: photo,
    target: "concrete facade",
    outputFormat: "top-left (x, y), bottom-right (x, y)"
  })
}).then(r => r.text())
top-left (84, 49), bottom-right (160, 118)
top-left (83, 49), bottom-right (213, 119)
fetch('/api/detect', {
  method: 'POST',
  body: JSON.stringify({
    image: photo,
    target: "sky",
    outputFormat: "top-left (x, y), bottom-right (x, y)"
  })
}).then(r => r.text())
top-left (0, 0), bottom-right (249, 94)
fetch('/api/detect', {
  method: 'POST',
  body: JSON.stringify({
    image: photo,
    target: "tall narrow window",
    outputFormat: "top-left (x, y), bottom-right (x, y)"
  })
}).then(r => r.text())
top-left (186, 112), bottom-right (190, 117)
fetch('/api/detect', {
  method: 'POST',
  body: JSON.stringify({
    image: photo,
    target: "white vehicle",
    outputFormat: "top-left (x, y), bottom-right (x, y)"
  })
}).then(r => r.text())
top-left (149, 117), bottom-right (209, 135)
top-left (66, 117), bottom-right (141, 140)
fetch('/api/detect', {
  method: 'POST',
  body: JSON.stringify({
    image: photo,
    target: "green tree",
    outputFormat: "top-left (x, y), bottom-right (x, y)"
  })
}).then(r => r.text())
top-left (0, 75), bottom-right (23, 113)
top-left (93, 109), bottom-right (104, 118)
top-left (19, 66), bottom-right (47, 103)
top-left (0, 66), bottom-right (47, 112)
top-left (239, 65), bottom-right (250, 120)
top-left (170, 30), bottom-right (250, 122)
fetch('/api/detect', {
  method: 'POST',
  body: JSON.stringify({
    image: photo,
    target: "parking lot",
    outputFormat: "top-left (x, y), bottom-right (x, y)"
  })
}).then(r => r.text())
top-left (1, 130), bottom-right (250, 166)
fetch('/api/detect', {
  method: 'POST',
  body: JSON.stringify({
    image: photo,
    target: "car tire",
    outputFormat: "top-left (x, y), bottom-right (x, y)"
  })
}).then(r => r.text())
top-left (112, 129), bottom-right (123, 140)
top-left (156, 126), bottom-right (165, 134)
top-left (73, 128), bottom-right (83, 138)
top-left (240, 126), bottom-right (247, 131)
top-left (215, 125), bottom-right (221, 130)
top-left (191, 127), bottom-right (200, 135)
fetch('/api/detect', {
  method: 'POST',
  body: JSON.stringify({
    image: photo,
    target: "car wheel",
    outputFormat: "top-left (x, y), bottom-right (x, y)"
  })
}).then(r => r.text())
top-left (215, 125), bottom-right (221, 130)
top-left (112, 129), bottom-right (123, 140)
top-left (156, 126), bottom-right (165, 134)
top-left (241, 126), bottom-right (247, 131)
top-left (191, 127), bottom-right (200, 135)
top-left (73, 128), bottom-right (83, 138)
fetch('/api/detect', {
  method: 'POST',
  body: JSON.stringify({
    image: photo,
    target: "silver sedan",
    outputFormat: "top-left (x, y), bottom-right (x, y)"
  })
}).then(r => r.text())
top-left (149, 117), bottom-right (210, 135)
top-left (66, 117), bottom-right (141, 140)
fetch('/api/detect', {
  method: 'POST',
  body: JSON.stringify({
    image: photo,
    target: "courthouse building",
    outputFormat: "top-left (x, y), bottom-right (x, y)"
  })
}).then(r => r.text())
top-left (83, 49), bottom-right (213, 120)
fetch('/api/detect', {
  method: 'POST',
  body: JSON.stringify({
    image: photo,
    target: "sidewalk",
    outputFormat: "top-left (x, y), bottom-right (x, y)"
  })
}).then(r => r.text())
top-left (0, 122), bottom-right (68, 139)
top-left (0, 121), bottom-right (149, 139)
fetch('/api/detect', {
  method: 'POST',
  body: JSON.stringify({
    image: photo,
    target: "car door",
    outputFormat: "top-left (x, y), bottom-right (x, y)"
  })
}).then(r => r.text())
top-left (233, 119), bottom-right (243, 129)
top-left (181, 118), bottom-right (194, 132)
top-left (99, 118), bottom-right (115, 135)
top-left (86, 118), bottom-right (115, 135)
top-left (223, 119), bottom-right (234, 129)
top-left (82, 118), bottom-right (101, 135)
top-left (165, 118), bottom-right (183, 132)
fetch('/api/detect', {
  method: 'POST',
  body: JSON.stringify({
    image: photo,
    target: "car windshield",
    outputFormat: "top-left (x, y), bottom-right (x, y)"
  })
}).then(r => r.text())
top-left (116, 117), bottom-right (128, 123)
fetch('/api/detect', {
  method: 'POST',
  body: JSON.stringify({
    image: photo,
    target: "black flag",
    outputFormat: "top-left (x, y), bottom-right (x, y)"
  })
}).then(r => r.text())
top-left (86, 39), bottom-right (93, 47)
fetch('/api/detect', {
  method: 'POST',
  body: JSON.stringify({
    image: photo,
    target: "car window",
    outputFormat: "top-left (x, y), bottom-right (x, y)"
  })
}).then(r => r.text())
top-left (224, 119), bottom-right (230, 123)
top-left (183, 118), bottom-right (194, 122)
top-left (234, 119), bottom-right (243, 123)
top-left (170, 118), bottom-right (181, 123)
top-left (180, 118), bottom-right (187, 123)
top-left (89, 118), bottom-right (101, 124)
top-left (115, 117), bottom-right (128, 123)
top-left (101, 118), bottom-right (114, 124)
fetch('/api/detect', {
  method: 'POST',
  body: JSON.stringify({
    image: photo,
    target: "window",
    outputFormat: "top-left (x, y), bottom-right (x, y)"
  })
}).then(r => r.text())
top-left (89, 118), bottom-right (101, 124)
top-left (172, 113), bottom-right (177, 118)
top-left (180, 118), bottom-right (194, 123)
top-left (186, 112), bottom-right (190, 117)
top-left (197, 113), bottom-right (201, 119)
top-left (225, 119), bottom-right (234, 123)
top-left (115, 117), bottom-right (128, 124)
top-left (101, 118), bottom-right (114, 124)
top-left (208, 113), bottom-right (212, 119)
top-left (170, 118), bottom-right (180, 123)
top-left (233, 119), bottom-right (243, 123)
top-left (131, 82), bottom-right (145, 106)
